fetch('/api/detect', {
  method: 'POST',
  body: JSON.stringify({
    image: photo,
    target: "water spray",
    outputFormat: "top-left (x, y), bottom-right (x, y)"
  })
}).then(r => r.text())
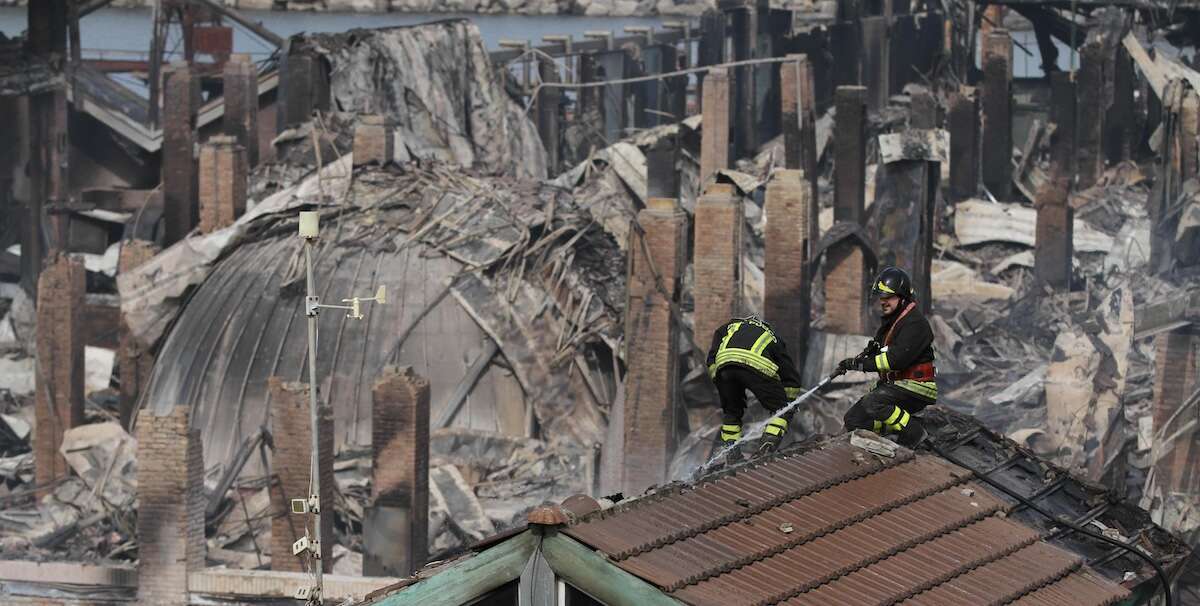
top-left (693, 367), bottom-right (846, 479)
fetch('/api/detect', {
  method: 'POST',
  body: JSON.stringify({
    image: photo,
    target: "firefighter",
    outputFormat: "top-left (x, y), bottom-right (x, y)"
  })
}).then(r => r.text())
top-left (707, 316), bottom-right (805, 461)
top-left (838, 266), bottom-right (935, 447)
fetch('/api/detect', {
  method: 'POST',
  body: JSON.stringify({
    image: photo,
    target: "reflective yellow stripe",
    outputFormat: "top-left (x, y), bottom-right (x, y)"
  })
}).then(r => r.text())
top-left (884, 407), bottom-right (903, 425)
top-left (785, 387), bottom-right (801, 399)
top-left (767, 417), bottom-right (788, 430)
top-left (894, 379), bottom-right (938, 400)
top-left (875, 353), bottom-right (891, 371)
top-left (721, 424), bottom-right (742, 431)
top-left (750, 330), bottom-right (775, 355)
top-left (722, 433), bottom-right (741, 442)
top-left (720, 322), bottom-right (742, 350)
top-left (764, 424), bottom-right (785, 436)
top-left (714, 349), bottom-right (780, 378)
top-left (872, 420), bottom-right (884, 433)
top-left (887, 410), bottom-right (911, 431)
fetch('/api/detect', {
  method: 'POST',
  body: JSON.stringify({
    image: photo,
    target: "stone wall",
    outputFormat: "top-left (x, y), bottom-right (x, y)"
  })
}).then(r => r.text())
top-left (0, 0), bottom-right (712, 15)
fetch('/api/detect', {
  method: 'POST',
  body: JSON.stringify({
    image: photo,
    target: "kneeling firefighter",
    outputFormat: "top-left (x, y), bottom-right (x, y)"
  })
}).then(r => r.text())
top-left (838, 266), bottom-right (936, 447)
top-left (706, 316), bottom-right (804, 461)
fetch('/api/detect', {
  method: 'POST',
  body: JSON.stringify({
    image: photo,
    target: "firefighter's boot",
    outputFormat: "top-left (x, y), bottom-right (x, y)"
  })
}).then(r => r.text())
top-left (721, 422), bottom-right (744, 464)
top-left (757, 416), bottom-right (789, 456)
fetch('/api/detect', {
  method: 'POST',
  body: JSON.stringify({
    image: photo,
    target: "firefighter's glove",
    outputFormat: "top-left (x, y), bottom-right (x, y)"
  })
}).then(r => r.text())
top-left (865, 339), bottom-right (882, 355)
top-left (837, 357), bottom-right (863, 373)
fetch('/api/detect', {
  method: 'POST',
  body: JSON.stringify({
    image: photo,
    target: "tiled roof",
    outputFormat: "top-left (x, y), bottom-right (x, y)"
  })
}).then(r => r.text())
top-left (563, 437), bottom-right (1131, 606)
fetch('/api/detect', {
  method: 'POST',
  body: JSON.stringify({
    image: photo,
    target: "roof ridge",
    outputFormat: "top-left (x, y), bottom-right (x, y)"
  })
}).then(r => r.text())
top-left (665, 466), bottom-right (967, 592)
top-left (752, 503), bottom-right (1009, 606)
top-left (612, 448), bottom-right (916, 561)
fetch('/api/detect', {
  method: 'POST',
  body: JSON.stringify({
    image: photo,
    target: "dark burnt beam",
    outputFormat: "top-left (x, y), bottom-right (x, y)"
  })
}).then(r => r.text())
top-left (731, 6), bottom-right (757, 158)
top-left (980, 31), bottom-right (1013, 200)
top-left (948, 90), bottom-right (979, 202)
top-left (834, 86), bottom-right (867, 225)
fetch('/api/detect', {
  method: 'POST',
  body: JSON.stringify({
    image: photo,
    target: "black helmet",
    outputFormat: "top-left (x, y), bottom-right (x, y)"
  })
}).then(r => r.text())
top-left (872, 266), bottom-right (914, 301)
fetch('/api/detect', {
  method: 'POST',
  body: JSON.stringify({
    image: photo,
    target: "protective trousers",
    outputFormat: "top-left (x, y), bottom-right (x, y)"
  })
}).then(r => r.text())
top-left (843, 383), bottom-right (928, 446)
top-left (715, 366), bottom-right (792, 443)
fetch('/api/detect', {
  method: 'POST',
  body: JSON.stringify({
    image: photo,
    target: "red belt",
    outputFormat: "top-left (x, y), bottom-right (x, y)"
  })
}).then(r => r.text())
top-left (881, 361), bottom-right (936, 382)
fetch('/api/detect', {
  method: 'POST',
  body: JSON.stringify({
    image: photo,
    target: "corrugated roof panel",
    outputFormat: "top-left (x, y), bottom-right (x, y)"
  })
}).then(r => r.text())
top-left (1009, 569), bottom-right (1129, 606)
top-left (561, 433), bottom-right (1139, 606)
top-left (901, 542), bottom-right (1081, 605)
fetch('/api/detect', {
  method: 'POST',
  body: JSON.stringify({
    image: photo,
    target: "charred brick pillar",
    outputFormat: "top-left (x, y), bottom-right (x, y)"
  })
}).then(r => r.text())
top-left (1076, 41), bottom-right (1107, 189)
top-left (353, 114), bottom-right (395, 168)
top-left (280, 51), bottom-right (328, 132)
top-left (136, 406), bottom-right (204, 606)
top-left (223, 53), bottom-right (259, 169)
top-left (623, 198), bottom-right (685, 495)
top-left (834, 86), bottom-right (867, 224)
top-left (364, 366), bottom-right (430, 577)
top-left (948, 90), bottom-right (979, 201)
top-left (162, 62), bottom-right (199, 245)
top-left (824, 244), bottom-right (869, 335)
top-left (269, 378), bottom-right (333, 573)
top-left (1152, 329), bottom-right (1199, 492)
top-left (980, 31), bottom-right (1012, 200)
top-left (118, 239), bottom-right (160, 430)
top-left (198, 136), bottom-right (247, 234)
top-left (693, 183), bottom-right (742, 344)
top-left (764, 169), bottom-right (811, 363)
top-left (34, 253), bottom-right (84, 497)
top-left (700, 67), bottom-right (731, 185)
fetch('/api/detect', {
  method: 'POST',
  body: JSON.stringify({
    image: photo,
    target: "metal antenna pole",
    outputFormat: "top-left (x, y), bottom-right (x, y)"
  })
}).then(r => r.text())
top-left (303, 239), bottom-right (323, 602)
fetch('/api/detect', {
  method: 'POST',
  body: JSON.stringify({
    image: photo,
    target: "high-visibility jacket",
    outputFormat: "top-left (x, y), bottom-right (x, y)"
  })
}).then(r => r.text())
top-left (706, 318), bottom-right (804, 399)
top-left (861, 301), bottom-right (938, 402)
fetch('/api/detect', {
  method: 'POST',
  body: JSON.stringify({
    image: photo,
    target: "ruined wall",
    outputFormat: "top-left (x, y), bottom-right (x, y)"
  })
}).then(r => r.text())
top-left (304, 21), bottom-right (546, 179)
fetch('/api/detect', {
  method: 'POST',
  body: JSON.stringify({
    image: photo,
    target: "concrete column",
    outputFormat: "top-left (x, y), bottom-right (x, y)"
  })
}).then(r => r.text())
top-left (1076, 41), bottom-right (1107, 189)
top-left (693, 184), bottom-right (743, 346)
top-left (1034, 175), bottom-right (1073, 290)
top-left (696, 9), bottom-right (726, 114)
top-left (623, 198), bottom-right (685, 496)
top-left (269, 378), bottom-right (333, 573)
top-left (281, 52), bottom-right (318, 131)
top-left (731, 6), bottom-right (758, 158)
top-left (198, 136), bottom-right (247, 234)
top-left (353, 114), bottom-right (395, 168)
top-left (763, 169), bottom-right (811, 363)
top-left (162, 62), bottom-right (199, 245)
top-left (781, 56), bottom-right (803, 170)
top-left (911, 89), bottom-right (937, 129)
top-left (646, 135), bottom-right (679, 199)
top-left (834, 86), bottom-right (867, 224)
top-left (537, 59), bottom-right (561, 173)
top-left (1152, 329), bottom-right (1199, 492)
top-left (118, 240), bottom-right (160, 430)
top-left (136, 406), bottom-right (205, 606)
top-left (948, 90), bottom-right (979, 201)
top-left (980, 31), bottom-right (1013, 200)
top-left (223, 54), bottom-right (259, 169)
top-left (34, 253), bottom-right (85, 497)
top-left (861, 16), bottom-right (889, 111)
top-left (365, 366), bottom-right (430, 577)
top-left (1107, 47), bottom-right (1135, 164)
top-left (700, 67), bottom-right (731, 186)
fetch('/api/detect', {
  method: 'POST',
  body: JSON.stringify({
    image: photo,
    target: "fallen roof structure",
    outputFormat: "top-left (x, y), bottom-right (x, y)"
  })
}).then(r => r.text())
top-left (364, 408), bottom-right (1193, 606)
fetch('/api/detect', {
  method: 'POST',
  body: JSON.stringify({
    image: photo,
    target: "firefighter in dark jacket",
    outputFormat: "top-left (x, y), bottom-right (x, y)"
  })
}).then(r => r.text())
top-left (838, 267), bottom-right (936, 447)
top-left (707, 316), bottom-right (805, 460)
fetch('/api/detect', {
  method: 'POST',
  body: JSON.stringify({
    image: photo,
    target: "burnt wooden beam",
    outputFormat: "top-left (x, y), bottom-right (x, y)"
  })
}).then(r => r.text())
top-left (948, 90), bottom-right (979, 201)
top-left (731, 6), bottom-right (758, 157)
top-left (834, 86), bottom-right (867, 225)
top-left (537, 59), bottom-right (562, 175)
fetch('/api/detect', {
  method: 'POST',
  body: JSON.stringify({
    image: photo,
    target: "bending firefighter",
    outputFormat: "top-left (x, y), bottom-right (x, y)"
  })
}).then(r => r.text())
top-left (839, 266), bottom-right (936, 448)
top-left (706, 316), bottom-right (804, 462)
